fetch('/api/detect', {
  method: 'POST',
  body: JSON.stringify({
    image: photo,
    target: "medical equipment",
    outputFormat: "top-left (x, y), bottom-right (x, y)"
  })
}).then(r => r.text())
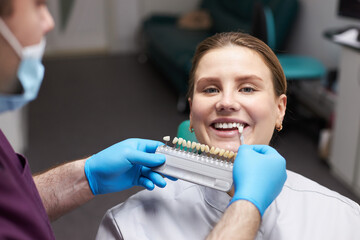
top-left (238, 124), bottom-right (244, 145)
top-left (154, 128), bottom-right (244, 192)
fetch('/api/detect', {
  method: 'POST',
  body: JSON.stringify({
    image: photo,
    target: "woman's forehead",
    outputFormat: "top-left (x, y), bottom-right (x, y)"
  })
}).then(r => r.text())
top-left (199, 46), bottom-right (264, 65)
top-left (195, 46), bottom-right (272, 81)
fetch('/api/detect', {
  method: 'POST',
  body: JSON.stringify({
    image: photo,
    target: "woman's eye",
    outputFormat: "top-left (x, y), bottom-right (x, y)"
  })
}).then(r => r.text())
top-left (240, 87), bottom-right (255, 93)
top-left (204, 88), bottom-right (219, 94)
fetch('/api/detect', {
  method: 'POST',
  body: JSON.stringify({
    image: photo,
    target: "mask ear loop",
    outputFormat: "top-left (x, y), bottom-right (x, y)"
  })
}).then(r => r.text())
top-left (0, 18), bottom-right (23, 58)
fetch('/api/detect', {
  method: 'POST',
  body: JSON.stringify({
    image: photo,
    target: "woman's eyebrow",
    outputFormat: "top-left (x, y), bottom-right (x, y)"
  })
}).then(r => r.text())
top-left (196, 77), bottom-right (220, 85)
top-left (196, 75), bottom-right (264, 85)
top-left (235, 75), bottom-right (264, 82)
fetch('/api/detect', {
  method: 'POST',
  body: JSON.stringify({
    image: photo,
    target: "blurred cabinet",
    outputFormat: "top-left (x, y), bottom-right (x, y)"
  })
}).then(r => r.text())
top-left (46, 0), bottom-right (107, 54)
top-left (330, 46), bottom-right (360, 197)
top-left (0, 108), bottom-right (27, 154)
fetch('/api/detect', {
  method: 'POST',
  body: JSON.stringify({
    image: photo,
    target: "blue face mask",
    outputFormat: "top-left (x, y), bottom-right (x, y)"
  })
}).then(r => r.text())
top-left (0, 18), bottom-right (46, 113)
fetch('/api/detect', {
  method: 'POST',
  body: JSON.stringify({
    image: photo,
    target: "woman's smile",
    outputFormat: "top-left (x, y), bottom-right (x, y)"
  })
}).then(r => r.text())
top-left (189, 46), bottom-right (286, 152)
top-left (210, 118), bottom-right (247, 138)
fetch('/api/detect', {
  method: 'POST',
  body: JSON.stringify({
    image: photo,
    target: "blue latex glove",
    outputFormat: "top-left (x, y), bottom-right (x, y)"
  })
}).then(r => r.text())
top-left (84, 138), bottom-right (167, 195)
top-left (229, 145), bottom-right (287, 216)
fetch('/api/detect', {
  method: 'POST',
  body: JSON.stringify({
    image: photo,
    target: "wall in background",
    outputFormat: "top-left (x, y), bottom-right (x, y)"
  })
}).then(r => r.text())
top-left (45, 0), bottom-right (360, 69)
top-left (105, 0), bottom-right (141, 53)
top-left (46, 0), bottom-right (200, 54)
top-left (46, 0), bottom-right (107, 54)
top-left (288, 0), bottom-right (359, 69)
top-left (140, 0), bottom-right (200, 17)
top-left (105, 0), bottom-right (200, 53)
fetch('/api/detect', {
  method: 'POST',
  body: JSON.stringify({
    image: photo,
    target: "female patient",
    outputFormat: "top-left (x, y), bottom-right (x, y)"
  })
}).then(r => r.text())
top-left (95, 32), bottom-right (360, 239)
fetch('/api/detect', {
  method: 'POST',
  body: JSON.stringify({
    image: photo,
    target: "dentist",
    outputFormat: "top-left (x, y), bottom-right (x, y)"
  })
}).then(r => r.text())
top-left (0, 1), bottom-right (167, 239)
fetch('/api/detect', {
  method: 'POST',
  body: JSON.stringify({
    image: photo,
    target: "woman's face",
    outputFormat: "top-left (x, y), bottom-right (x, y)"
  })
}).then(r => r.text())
top-left (189, 46), bottom-right (286, 152)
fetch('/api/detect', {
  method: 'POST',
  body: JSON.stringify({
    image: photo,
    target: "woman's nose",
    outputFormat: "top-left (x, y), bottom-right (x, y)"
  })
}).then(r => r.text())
top-left (41, 6), bottom-right (55, 34)
top-left (215, 92), bottom-right (240, 112)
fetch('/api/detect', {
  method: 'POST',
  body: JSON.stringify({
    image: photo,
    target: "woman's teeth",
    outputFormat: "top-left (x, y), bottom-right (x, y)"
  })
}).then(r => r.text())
top-left (214, 122), bottom-right (244, 130)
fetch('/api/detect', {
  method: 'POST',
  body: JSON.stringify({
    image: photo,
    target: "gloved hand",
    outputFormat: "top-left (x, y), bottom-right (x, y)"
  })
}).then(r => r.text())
top-left (229, 145), bottom-right (287, 216)
top-left (84, 138), bottom-right (167, 195)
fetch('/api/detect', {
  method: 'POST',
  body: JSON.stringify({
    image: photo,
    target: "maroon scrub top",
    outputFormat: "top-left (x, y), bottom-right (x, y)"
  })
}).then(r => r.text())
top-left (0, 130), bottom-right (55, 239)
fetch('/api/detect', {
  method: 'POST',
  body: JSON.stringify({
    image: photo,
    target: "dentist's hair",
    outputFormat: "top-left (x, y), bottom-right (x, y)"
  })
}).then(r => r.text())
top-left (0, 0), bottom-right (12, 17)
top-left (187, 32), bottom-right (287, 99)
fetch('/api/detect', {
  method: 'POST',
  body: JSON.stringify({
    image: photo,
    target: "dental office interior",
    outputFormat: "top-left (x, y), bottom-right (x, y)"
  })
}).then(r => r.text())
top-left (1, 0), bottom-right (360, 239)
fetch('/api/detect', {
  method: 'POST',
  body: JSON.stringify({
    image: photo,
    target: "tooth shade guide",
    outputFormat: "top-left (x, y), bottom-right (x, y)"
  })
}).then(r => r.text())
top-left (169, 137), bottom-right (237, 162)
top-left (182, 141), bottom-right (187, 149)
top-left (237, 125), bottom-right (244, 145)
top-left (163, 136), bottom-right (171, 146)
top-left (237, 125), bottom-right (244, 133)
top-left (205, 145), bottom-right (210, 153)
top-left (219, 149), bottom-right (225, 157)
top-left (155, 141), bottom-right (234, 192)
top-left (191, 142), bottom-right (197, 153)
top-left (196, 143), bottom-right (201, 152)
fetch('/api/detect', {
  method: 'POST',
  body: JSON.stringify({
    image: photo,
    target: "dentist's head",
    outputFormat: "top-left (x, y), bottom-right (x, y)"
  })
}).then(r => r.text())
top-left (0, 0), bottom-right (54, 113)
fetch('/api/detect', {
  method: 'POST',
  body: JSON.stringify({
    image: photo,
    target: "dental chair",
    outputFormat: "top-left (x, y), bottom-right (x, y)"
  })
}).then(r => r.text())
top-left (177, 120), bottom-right (197, 142)
top-left (252, 2), bottom-right (326, 81)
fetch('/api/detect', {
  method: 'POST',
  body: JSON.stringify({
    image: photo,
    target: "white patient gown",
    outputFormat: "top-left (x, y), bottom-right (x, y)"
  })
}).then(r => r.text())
top-left (95, 170), bottom-right (360, 240)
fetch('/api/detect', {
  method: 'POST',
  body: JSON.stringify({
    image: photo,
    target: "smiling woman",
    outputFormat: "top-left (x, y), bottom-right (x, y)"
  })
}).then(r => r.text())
top-left (188, 39), bottom-right (286, 151)
top-left (95, 32), bottom-right (360, 240)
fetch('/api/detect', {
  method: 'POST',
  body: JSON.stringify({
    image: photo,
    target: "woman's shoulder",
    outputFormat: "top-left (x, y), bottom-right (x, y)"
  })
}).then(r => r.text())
top-left (283, 170), bottom-right (360, 210)
top-left (258, 171), bottom-right (360, 239)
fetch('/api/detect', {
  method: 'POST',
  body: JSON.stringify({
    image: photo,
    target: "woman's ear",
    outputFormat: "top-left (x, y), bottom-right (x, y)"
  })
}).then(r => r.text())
top-left (276, 94), bottom-right (287, 126)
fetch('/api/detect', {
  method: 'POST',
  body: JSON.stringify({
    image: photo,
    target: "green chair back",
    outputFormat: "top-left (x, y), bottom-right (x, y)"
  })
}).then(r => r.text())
top-left (255, 4), bottom-right (326, 80)
top-left (177, 120), bottom-right (198, 142)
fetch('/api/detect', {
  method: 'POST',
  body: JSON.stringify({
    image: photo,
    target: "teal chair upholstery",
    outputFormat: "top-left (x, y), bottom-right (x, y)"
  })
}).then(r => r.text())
top-left (277, 55), bottom-right (326, 80)
top-left (177, 120), bottom-right (197, 142)
top-left (252, 3), bottom-right (326, 80)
